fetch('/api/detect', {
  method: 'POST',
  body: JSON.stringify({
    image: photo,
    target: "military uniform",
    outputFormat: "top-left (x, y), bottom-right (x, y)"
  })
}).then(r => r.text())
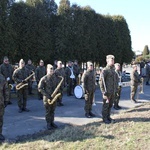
top-left (38, 67), bottom-right (58, 130)
top-left (99, 55), bottom-right (117, 123)
top-left (0, 74), bottom-right (9, 141)
top-left (65, 64), bottom-right (75, 96)
top-left (12, 65), bottom-right (30, 112)
top-left (0, 62), bottom-right (14, 103)
top-left (25, 63), bottom-right (35, 95)
top-left (145, 63), bottom-right (150, 85)
top-left (73, 63), bottom-right (80, 88)
top-left (130, 67), bottom-right (141, 102)
top-left (54, 67), bottom-right (65, 106)
top-left (35, 65), bottom-right (46, 100)
top-left (114, 66), bottom-right (122, 109)
top-left (83, 69), bottom-right (96, 118)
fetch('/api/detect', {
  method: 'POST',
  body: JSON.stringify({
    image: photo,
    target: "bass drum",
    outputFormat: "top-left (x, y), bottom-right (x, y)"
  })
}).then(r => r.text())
top-left (74, 85), bottom-right (84, 99)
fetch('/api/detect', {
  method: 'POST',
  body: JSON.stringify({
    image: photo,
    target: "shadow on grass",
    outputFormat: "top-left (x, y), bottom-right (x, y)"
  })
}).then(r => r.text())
top-left (13, 120), bottom-right (115, 143)
top-left (115, 117), bottom-right (150, 123)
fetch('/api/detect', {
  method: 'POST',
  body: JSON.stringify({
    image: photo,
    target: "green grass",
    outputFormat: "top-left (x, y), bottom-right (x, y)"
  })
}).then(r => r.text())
top-left (1, 103), bottom-right (150, 150)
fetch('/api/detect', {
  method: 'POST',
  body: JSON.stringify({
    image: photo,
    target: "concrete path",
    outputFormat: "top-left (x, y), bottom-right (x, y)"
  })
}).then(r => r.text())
top-left (3, 83), bottom-right (150, 141)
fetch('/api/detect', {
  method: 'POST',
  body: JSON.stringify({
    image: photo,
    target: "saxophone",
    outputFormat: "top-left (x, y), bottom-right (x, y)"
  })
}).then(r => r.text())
top-left (48, 76), bottom-right (64, 105)
top-left (16, 72), bottom-right (35, 90)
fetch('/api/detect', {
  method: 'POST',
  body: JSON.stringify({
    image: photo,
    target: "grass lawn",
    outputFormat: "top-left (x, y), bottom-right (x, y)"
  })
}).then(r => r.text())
top-left (1, 103), bottom-right (150, 150)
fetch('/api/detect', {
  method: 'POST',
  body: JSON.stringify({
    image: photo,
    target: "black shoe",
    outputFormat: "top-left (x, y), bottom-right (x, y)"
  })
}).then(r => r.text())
top-left (131, 99), bottom-right (137, 103)
top-left (0, 134), bottom-right (5, 141)
top-left (51, 122), bottom-right (58, 128)
top-left (89, 112), bottom-right (96, 117)
top-left (18, 108), bottom-right (23, 113)
top-left (8, 101), bottom-right (12, 105)
top-left (114, 106), bottom-right (119, 110)
top-left (57, 102), bottom-right (64, 106)
top-left (85, 113), bottom-right (92, 118)
top-left (103, 119), bottom-right (111, 124)
top-left (117, 105), bottom-right (122, 109)
top-left (108, 117), bottom-right (116, 123)
top-left (47, 123), bottom-right (53, 130)
top-left (22, 108), bottom-right (30, 112)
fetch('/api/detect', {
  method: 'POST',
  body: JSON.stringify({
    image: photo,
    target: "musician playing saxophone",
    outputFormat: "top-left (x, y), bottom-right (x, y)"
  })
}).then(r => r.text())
top-left (38, 64), bottom-right (58, 130)
top-left (12, 59), bottom-right (30, 113)
top-left (54, 61), bottom-right (65, 106)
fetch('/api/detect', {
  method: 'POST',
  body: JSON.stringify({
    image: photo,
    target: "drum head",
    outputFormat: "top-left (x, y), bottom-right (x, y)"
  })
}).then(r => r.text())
top-left (74, 85), bottom-right (84, 99)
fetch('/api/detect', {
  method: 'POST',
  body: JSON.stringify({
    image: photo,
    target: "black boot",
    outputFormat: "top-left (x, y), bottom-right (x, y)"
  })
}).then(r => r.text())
top-left (47, 123), bottom-right (53, 130)
top-left (85, 113), bottom-right (92, 118)
top-left (57, 102), bottom-right (64, 106)
top-left (8, 101), bottom-right (12, 105)
top-left (18, 108), bottom-right (23, 113)
top-left (103, 119), bottom-right (111, 124)
top-left (51, 122), bottom-right (58, 128)
top-left (0, 134), bottom-right (5, 141)
top-left (22, 108), bottom-right (30, 112)
top-left (114, 105), bottom-right (119, 110)
top-left (89, 112), bottom-right (96, 117)
top-left (117, 105), bottom-right (122, 109)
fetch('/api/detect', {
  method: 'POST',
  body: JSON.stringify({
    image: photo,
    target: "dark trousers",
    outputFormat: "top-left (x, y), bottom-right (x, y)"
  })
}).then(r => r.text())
top-left (130, 85), bottom-right (138, 100)
top-left (37, 81), bottom-right (43, 99)
top-left (17, 88), bottom-right (28, 109)
top-left (102, 93), bottom-right (114, 120)
top-left (57, 89), bottom-right (63, 104)
top-left (0, 104), bottom-right (4, 134)
top-left (114, 86), bottom-right (122, 107)
top-left (43, 96), bottom-right (57, 123)
top-left (28, 81), bottom-right (33, 94)
top-left (67, 79), bottom-right (74, 95)
top-left (84, 91), bottom-right (94, 114)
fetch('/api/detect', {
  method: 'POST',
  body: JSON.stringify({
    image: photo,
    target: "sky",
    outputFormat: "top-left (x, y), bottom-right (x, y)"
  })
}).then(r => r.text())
top-left (17, 0), bottom-right (150, 54)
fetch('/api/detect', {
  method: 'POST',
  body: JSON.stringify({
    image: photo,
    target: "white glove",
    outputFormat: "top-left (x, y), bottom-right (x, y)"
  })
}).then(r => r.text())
top-left (7, 77), bottom-right (10, 81)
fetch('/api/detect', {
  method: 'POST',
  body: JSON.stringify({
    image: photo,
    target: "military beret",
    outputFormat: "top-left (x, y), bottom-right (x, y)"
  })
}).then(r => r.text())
top-left (47, 64), bottom-right (53, 69)
top-left (106, 55), bottom-right (115, 60)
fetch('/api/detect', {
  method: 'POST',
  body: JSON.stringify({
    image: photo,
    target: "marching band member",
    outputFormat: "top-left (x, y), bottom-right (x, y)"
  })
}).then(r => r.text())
top-left (130, 64), bottom-right (141, 103)
top-left (99, 55), bottom-right (117, 124)
top-left (54, 61), bottom-right (65, 106)
top-left (38, 64), bottom-right (58, 130)
top-left (82, 61), bottom-right (96, 118)
top-left (12, 59), bottom-right (30, 113)
top-left (0, 56), bottom-right (14, 104)
top-left (25, 59), bottom-right (35, 95)
top-left (65, 61), bottom-right (75, 96)
top-left (0, 72), bottom-right (9, 141)
top-left (114, 63), bottom-right (122, 110)
top-left (35, 60), bottom-right (46, 100)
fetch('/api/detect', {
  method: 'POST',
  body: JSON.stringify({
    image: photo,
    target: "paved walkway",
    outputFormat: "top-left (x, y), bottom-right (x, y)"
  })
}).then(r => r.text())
top-left (3, 84), bottom-right (150, 141)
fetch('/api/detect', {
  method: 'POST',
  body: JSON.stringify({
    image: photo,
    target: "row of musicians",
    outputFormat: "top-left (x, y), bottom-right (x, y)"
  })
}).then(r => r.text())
top-left (0, 56), bottom-right (80, 105)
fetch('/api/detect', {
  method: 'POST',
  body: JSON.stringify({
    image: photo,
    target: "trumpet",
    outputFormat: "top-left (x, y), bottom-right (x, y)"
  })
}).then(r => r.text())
top-left (16, 72), bottom-right (35, 90)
